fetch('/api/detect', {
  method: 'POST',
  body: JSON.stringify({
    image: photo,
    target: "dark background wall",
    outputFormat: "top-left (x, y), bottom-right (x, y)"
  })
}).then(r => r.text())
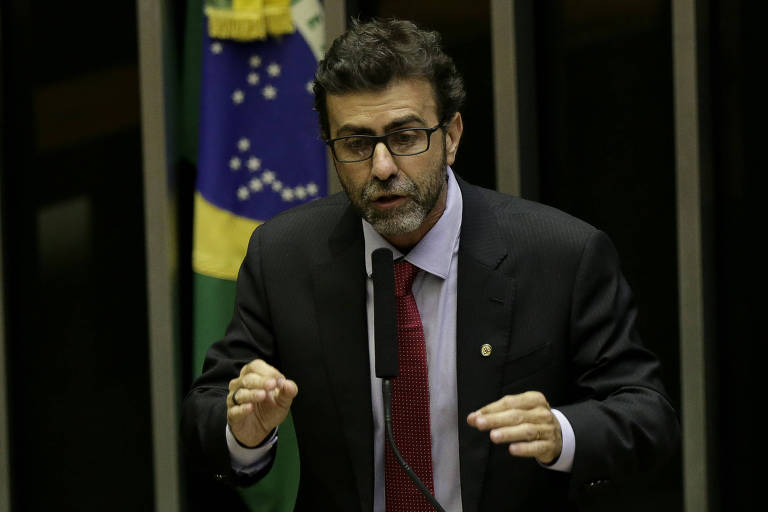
top-left (0, 1), bottom-right (154, 510)
top-left (709, 1), bottom-right (765, 510)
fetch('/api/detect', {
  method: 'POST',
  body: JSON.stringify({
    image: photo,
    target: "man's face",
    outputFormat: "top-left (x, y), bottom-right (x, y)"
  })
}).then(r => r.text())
top-left (325, 79), bottom-right (462, 244)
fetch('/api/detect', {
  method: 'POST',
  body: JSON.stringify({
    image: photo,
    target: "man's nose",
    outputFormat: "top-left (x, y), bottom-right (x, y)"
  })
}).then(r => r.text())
top-left (371, 142), bottom-right (398, 181)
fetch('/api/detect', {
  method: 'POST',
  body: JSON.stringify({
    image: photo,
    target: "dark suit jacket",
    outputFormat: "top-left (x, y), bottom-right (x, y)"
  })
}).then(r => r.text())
top-left (181, 178), bottom-right (679, 511)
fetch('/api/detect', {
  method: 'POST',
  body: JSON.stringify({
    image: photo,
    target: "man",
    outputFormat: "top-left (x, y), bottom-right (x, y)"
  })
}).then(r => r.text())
top-left (182, 18), bottom-right (679, 511)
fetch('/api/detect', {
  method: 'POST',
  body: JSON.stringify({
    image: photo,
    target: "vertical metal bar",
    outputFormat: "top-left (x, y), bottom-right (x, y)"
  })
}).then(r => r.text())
top-left (0, 5), bottom-right (11, 509)
top-left (0, 238), bottom-right (8, 512)
top-left (136, 1), bottom-right (181, 511)
top-left (324, 0), bottom-right (346, 195)
top-left (0, 272), bottom-right (8, 512)
top-left (491, 0), bottom-right (521, 196)
top-left (324, 0), bottom-right (346, 55)
top-left (0, 148), bottom-right (10, 512)
top-left (672, 1), bottom-right (710, 510)
top-left (491, 0), bottom-right (538, 198)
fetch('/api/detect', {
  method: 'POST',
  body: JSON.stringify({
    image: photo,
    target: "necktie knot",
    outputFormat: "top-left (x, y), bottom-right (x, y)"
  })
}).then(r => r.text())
top-left (393, 261), bottom-right (418, 297)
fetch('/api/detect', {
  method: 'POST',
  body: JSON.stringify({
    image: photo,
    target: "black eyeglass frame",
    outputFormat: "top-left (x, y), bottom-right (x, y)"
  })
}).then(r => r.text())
top-left (325, 124), bottom-right (445, 163)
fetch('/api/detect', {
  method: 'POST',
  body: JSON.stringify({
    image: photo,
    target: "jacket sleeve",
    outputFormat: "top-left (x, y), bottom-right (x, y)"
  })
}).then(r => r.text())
top-left (181, 226), bottom-right (278, 487)
top-left (557, 230), bottom-right (680, 497)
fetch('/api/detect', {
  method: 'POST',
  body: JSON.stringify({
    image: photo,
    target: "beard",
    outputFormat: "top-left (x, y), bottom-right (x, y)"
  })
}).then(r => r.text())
top-left (339, 150), bottom-right (447, 236)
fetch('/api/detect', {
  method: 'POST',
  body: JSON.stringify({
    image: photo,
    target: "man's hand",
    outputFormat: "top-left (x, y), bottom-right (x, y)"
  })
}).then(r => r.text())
top-left (227, 359), bottom-right (298, 448)
top-left (467, 391), bottom-right (562, 464)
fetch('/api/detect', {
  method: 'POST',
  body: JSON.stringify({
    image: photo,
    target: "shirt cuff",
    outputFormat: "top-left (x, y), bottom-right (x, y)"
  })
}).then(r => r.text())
top-left (539, 408), bottom-right (575, 473)
top-left (226, 424), bottom-right (278, 475)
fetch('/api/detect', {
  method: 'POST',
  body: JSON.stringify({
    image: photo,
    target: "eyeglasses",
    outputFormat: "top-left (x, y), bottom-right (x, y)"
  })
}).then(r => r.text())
top-left (325, 124), bottom-right (443, 163)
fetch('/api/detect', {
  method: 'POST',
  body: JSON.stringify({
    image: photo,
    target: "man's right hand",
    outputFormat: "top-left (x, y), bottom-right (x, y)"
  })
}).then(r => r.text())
top-left (227, 359), bottom-right (298, 448)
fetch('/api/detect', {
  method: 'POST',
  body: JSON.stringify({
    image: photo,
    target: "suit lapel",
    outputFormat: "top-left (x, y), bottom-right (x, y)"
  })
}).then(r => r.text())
top-left (312, 206), bottom-right (374, 511)
top-left (455, 179), bottom-right (515, 512)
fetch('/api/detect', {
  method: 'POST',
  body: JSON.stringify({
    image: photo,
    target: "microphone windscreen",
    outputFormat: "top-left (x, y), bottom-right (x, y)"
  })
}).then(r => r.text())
top-left (372, 248), bottom-right (398, 378)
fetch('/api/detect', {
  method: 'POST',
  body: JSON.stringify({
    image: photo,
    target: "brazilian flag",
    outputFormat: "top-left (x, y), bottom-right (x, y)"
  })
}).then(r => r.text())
top-left (183, 1), bottom-right (327, 510)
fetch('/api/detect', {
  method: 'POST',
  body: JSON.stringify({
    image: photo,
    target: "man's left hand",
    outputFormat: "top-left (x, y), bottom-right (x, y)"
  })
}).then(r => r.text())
top-left (467, 391), bottom-right (563, 464)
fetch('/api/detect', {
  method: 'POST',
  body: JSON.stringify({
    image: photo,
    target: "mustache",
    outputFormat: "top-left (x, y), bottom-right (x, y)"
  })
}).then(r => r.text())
top-left (361, 175), bottom-right (417, 201)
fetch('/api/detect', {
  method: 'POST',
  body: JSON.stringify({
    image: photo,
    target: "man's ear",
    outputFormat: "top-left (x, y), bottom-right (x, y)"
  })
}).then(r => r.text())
top-left (444, 112), bottom-right (463, 166)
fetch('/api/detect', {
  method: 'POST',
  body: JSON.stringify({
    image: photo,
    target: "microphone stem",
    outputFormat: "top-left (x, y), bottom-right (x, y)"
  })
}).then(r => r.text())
top-left (382, 379), bottom-right (445, 512)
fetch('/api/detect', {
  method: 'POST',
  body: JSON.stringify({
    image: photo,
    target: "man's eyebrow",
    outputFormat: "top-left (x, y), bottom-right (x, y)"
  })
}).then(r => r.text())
top-left (335, 124), bottom-right (376, 137)
top-left (383, 115), bottom-right (427, 132)
top-left (335, 114), bottom-right (428, 137)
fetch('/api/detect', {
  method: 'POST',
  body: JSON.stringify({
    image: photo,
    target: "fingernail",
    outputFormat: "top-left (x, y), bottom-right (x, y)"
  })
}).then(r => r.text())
top-left (277, 377), bottom-right (285, 387)
top-left (476, 417), bottom-right (486, 428)
top-left (491, 430), bottom-right (500, 441)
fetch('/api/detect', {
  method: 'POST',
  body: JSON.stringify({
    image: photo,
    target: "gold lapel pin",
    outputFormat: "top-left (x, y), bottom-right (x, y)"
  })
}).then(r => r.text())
top-left (481, 344), bottom-right (492, 357)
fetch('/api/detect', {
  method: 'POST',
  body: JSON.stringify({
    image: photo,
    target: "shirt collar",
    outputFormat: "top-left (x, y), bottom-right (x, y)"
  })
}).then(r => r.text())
top-left (363, 166), bottom-right (463, 279)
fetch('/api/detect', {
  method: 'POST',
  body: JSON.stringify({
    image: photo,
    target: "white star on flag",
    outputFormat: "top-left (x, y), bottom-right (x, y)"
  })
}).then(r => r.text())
top-left (247, 72), bottom-right (260, 85)
top-left (249, 55), bottom-right (262, 68)
top-left (247, 157), bottom-right (261, 171)
top-left (262, 85), bottom-right (277, 100)
top-left (210, 42), bottom-right (223, 54)
top-left (272, 180), bottom-right (283, 192)
top-left (282, 189), bottom-right (295, 201)
top-left (306, 183), bottom-right (319, 196)
top-left (262, 170), bottom-right (275, 184)
top-left (295, 186), bottom-right (307, 199)
top-left (249, 178), bottom-right (263, 191)
top-left (237, 138), bottom-right (250, 152)
top-left (267, 62), bottom-right (282, 77)
top-left (229, 157), bottom-right (241, 170)
top-left (232, 89), bottom-right (245, 104)
top-left (237, 186), bottom-right (249, 200)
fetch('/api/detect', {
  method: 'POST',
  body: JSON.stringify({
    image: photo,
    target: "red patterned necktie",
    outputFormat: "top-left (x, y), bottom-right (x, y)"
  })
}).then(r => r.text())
top-left (385, 260), bottom-right (435, 511)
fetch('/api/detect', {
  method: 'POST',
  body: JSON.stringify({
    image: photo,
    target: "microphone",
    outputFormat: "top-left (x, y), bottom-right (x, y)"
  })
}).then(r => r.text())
top-left (372, 248), bottom-right (398, 379)
top-left (371, 248), bottom-right (445, 512)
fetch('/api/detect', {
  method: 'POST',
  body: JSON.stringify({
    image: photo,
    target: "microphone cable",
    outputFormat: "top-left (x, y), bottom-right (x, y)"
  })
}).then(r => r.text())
top-left (382, 379), bottom-right (446, 512)
top-left (373, 247), bottom-right (444, 511)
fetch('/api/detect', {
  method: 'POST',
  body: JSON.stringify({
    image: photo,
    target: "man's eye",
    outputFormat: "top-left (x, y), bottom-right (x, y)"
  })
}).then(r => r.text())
top-left (341, 138), bottom-right (370, 150)
top-left (391, 132), bottom-right (419, 146)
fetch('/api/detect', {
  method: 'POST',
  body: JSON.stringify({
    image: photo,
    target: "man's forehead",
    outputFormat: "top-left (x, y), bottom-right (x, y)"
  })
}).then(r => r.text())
top-left (326, 78), bottom-right (439, 134)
